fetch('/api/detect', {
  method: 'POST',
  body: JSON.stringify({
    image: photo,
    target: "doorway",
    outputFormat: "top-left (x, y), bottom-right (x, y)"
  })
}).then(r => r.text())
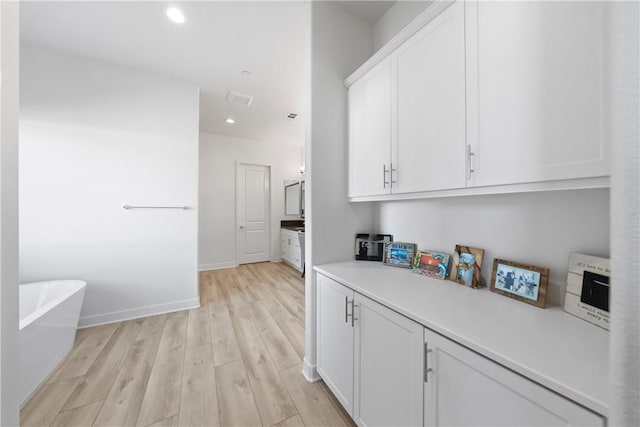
top-left (236, 163), bottom-right (271, 264)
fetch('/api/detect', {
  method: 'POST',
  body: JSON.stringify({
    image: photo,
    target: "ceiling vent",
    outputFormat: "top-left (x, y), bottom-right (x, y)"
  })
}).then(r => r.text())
top-left (226, 90), bottom-right (254, 107)
top-left (284, 112), bottom-right (299, 121)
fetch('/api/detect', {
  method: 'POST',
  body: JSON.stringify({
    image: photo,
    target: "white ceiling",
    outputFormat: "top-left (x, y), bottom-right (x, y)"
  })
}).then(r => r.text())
top-left (20, 1), bottom-right (308, 146)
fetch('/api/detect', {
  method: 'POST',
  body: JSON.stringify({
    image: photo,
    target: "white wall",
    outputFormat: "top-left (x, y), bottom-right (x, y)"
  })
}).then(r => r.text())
top-left (20, 46), bottom-right (200, 327)
top-left (0, 1), bottom-right (20, 424)
top-left (198, 132), bottom-right (302, 270)
top-left (376, 189), bottom-right (610, 305)
top-left (373, 1), bottom-right (432, 51)
top-left (304, 1), bottom-right (376, 380)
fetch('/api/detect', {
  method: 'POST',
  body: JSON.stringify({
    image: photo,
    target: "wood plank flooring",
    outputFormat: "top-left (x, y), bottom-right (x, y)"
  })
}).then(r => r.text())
top-left (21, 262), bottom-right (354, 427)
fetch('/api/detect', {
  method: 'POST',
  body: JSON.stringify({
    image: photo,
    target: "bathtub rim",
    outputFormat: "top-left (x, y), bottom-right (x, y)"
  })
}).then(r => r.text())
top-left (19, 280), bottom-right (87, 330)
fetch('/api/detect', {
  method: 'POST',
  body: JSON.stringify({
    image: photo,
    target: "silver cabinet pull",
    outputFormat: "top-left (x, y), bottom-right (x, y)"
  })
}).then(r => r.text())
top-left (390, 163), bottom-right (397, 185)
top-left (123, 205), bottom-right (188, 210)
top-left (466, 145), bottom-right (475, 180)
top-left (424, 343), bottom-right (433, 382)
top-left (351, 300), bottom-right (358, 327)
top-left (345, 296), bottom-right (349, 323)
top-left (383, 164), bottom-right (390, 188)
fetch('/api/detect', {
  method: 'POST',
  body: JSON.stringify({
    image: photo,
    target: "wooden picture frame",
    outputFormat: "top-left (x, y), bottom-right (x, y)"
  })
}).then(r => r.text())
top-left (449, 245), bottom-right (485, 288)
top-left (490, 259), bottom-right (549, 308)
top-left (382, 242), bottom-right (417, 268)
top-left (412, 250), bottom-right (450, 280)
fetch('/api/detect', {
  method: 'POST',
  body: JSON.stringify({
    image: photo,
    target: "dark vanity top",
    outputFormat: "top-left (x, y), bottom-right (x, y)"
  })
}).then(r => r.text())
top-left (281, 220), bottom-right (304, 232)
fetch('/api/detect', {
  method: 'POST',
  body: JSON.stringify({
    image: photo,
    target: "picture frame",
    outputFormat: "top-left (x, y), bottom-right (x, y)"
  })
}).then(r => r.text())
top-left (412, 250), bottom-right (450, 280)
top-left (449, 245), bottom-right (485, 288)
top-left (383, 242), bottom-right (417, 268)
top-left (563, 253), bottom-right (610, 329)
top-left (355, 234), bottom-right (392, 261)
top-left (490, 259), bottom-right (549, 308)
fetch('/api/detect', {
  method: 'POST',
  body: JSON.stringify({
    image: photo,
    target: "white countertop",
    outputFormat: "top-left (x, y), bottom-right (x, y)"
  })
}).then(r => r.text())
top-left (314, 261), bottom-right (609, 416)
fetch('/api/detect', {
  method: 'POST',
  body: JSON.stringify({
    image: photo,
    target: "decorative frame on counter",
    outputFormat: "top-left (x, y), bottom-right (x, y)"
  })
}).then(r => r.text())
top-left (490, 259), bottom-right (549, 308)
top-left (383, 242), bottom-right (417, 268)
top-left (412, 250), bottom-right (450, 280)
top-left (449, 245), bottom-right (485, 288)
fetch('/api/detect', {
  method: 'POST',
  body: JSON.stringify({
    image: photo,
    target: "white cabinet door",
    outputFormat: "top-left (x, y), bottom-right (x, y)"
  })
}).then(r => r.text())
top-left (354, 294), bottom-right (424, 427)
top-left (281, 229), bottom-right (302, 271)
top-left (316, 274), bottom-right (355, 415)
top-left (393, 0), bottom-right (466, 193)
top-left (348, 58), bottom-right (392, 198)
top-left (466, 1), bottom-right (609, 187)
top-left (423, 329), bottom-right (604, 427)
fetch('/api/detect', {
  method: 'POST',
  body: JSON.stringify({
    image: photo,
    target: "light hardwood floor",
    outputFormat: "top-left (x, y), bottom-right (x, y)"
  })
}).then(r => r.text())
top-left (21, 262), bottom-right (355, 427)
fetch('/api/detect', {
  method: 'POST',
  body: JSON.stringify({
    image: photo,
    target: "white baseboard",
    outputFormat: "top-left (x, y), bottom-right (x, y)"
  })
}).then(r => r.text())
top-left (78, 298), bottom-right (200, 328)
top-left (198, 262), bottom-right (238, 272)
top-left (302, 357), bottom-right (321, 383)
top-left (271, 257), bottom-right (283, 263)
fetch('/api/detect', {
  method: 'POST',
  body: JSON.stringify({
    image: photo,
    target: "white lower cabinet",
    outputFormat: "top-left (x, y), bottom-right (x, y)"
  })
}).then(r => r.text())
top-left (317, 273), bottom-right (605, 427)
top-left (423, 328), bottom-right (604, 427)
top-left (317, 274), bottom-right (424, 426)
top-left (281, 228), bottom-right (302, 271)
top-left (354, 293), bottom-right (424, 426)
top-left (316, 274), bottom-right (354, 414)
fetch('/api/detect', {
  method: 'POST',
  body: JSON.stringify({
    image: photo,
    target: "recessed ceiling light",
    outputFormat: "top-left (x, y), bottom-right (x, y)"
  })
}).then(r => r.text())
top-left (225, 118), bottom-right (235, 124)
top-left (166, 7), bottom-right (185, 24)
top-left (242, 70), bottom-right (251, 75)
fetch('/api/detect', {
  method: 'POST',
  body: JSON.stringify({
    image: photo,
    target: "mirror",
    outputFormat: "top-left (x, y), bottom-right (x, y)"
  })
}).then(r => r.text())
top-left (285, 181), bottom-right (301, 215)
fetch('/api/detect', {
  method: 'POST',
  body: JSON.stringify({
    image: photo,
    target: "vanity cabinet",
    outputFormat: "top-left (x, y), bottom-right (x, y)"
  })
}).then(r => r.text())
top-left (280, 228), bottom-right (302, 271)
top-left (346, 0), bottom-right (610, 200)
top-left (316, 274), bottom-right (424, 425)
top-left (465, 1), bottom-right (609, 187)
top-left (424, 328), bottom-right (603, 426)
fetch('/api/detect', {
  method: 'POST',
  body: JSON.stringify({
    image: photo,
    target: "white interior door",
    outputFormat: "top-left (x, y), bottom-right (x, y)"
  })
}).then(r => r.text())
top-left (237, 163), bottom-right (270, 264)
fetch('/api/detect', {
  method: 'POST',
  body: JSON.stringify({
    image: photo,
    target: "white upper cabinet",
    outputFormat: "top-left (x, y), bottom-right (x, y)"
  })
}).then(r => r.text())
top-left (346, 0), bottom-right (610, 200)
top-left (465, 1), bottom-right (609, 187)
top-left (393, 0), bottom-right (466, 194)
top-left (348, 58), bottom-right (392, 198)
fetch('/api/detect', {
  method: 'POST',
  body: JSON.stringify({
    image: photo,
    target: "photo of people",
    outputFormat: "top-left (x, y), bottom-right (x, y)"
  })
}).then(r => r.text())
top-left (494, 263), bottom-right (541, 301)
top-left (456, 252), bottom-right (476, 287)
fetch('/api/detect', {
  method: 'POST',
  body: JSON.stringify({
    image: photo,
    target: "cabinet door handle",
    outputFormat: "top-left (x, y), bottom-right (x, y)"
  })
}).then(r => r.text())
top-left (390, 163), bottom-right (397, 185)
top-left (345, 296), bottom-right (349, 323)
top-left (466, 145), bottom-right (475, 180)
top-left (383, 164), bottom-right (390, 188)
top-left (424, 343), bottom-right (433, 382)
top-left (351, 300), bottom-right (358, 327)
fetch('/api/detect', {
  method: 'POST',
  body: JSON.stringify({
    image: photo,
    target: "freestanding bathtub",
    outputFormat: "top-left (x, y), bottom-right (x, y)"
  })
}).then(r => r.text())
top-left (19, 280), bottom-right (86, 407)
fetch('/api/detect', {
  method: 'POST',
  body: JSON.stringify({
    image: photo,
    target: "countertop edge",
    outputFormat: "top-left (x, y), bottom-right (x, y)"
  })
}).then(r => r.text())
top-left (314, 262), bottom-right (608, 417)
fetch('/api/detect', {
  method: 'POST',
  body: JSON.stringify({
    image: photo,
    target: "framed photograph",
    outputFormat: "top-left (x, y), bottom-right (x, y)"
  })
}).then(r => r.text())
top-left (490, 259), bottom-right (549, 308)
top-left (563, 253), bottom-right (610, 329)
top-left (449, 245), bottom-right (485, 288)
top-left (413, 250), bottom-right (450, 280)
top-left (355, 234), bottom-right (392, 261)
top-left (383, 242), bottom-right (417, 268)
